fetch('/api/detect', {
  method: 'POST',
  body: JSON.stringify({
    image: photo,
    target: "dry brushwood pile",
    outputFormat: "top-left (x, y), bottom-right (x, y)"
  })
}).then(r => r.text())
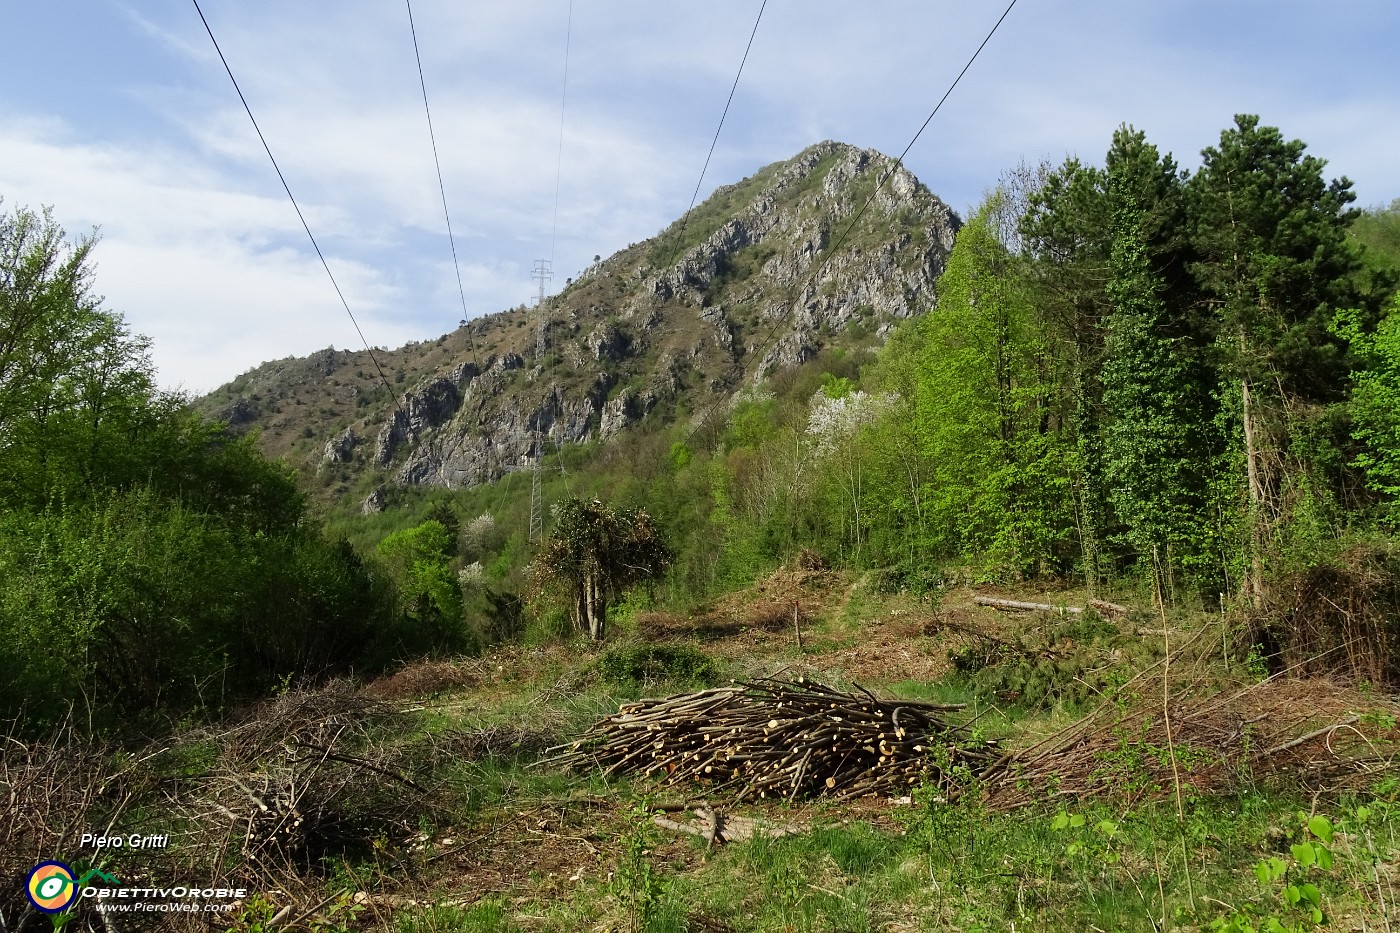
top-left (983, 677), bottom-right (1400, 811)
top-left (173, 682), bottom-right (441, 888)
top-left (0, 720), bottom-right (143, 927)
top-left (552, 677), bottom-right (1000, 801)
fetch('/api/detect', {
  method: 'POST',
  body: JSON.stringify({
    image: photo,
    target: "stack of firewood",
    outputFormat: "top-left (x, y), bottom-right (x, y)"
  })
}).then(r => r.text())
top-left (552, 677), bottom-right (999, 801)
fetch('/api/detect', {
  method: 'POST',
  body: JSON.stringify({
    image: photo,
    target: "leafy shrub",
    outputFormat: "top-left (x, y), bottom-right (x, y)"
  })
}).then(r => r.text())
top-left (597, 643), bottom-right (720, 687)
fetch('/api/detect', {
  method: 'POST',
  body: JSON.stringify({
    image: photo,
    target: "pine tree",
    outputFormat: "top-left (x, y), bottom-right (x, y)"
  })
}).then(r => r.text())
top-left (1189, 115), bottom-right (1363, 600)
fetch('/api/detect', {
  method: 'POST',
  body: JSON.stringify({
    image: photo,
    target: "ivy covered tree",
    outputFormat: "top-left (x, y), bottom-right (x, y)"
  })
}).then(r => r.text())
top-left (1099, 129), bottom-right (1217, 597)
top-left (1189, 115), bottom-right (1364, 600)
top-left (1101, 197), bottom-right (1209, 597)
top-left (532, 497), bottom-right (670, 640)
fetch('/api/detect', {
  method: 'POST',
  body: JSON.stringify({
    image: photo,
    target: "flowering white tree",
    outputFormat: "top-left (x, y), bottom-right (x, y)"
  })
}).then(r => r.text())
top-left (806, 388), bottom-right (895, 561)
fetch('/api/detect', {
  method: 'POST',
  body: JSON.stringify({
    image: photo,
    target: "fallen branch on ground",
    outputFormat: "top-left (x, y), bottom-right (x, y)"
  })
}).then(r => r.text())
top-left (974, 595), bottom-right (1129, 616)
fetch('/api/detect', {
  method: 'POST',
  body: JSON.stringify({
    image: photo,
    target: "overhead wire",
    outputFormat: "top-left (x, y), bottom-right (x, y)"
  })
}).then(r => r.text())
top-left (530, 0), bottom-right (576, 529)
top-left (819, 0), bottom-right (1021, 265)
top-left (405, 0), bottom-right (497, 489)
top-left (190, 0), bottom-right (407, 424)
top-left (681, 0), bottom-right (1023, 448)
top-left (642, 0), bottom-right (769, 450)
top-left (549, 0), bottom-right (574, 267)
top-left (666, 0), bottom-right (768, 263)
top-left (404, 0), bottom-right (482, 370)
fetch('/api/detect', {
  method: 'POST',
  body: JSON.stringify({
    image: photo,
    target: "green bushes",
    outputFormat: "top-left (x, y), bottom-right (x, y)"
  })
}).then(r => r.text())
top-left (596, 643), bottom-right (720, 688)
top-left (0, 486), bottom-right (408, 731)
top-left (0, 201), bottom-right (410, 733)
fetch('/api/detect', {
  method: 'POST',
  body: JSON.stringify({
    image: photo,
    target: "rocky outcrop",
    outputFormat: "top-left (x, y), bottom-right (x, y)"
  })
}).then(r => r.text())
top-left (203, 141), bottom-right (959, 499)
top-left (587, 321), bottom-right (631, 362)
top-left (220, 397), bottom-right (259, 426)
top-left (395, 383), bottom-right (602, 488)
top-left (373, 362), bottom-right (479, 467)
top-left (322, 427), bottom-right (357, 464)
top-left (361, 486), bottom-right (387, 515)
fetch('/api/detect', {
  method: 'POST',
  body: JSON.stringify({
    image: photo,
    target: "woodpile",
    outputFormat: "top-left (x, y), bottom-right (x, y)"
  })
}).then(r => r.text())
top-left (551, 677), bottom-right (999, 801)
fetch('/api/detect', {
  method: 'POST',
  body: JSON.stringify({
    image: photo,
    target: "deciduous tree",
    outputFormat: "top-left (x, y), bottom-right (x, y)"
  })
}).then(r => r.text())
top-left (533, 497), bottom-right (670, 640)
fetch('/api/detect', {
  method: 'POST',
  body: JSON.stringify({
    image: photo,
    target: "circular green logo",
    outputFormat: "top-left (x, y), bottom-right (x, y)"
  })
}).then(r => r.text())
top-left (26, 861), bottom-right (77, 913)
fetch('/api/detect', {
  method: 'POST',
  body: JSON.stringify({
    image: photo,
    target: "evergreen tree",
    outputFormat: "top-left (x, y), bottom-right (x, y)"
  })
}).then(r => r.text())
top-left (1189, 115), bottom-right (1363, 599)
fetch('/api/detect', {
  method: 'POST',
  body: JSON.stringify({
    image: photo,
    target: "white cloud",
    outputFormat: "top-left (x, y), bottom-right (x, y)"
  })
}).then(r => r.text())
top-left (2, 0), bottom-right (1397, 396)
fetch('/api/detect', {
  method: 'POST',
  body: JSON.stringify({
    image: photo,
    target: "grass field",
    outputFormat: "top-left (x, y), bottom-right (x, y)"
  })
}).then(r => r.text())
top-left (6, 569), bottom-right (1397, 932)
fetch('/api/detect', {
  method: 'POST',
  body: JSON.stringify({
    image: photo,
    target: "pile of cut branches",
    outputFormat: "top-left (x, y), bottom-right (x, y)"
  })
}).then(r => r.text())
top-left (175, 681), bottom-right (440, 886)
top-left (552, 677), bottom-right (998, 801)
top-left (983, 677), bottom-right (1400, 811)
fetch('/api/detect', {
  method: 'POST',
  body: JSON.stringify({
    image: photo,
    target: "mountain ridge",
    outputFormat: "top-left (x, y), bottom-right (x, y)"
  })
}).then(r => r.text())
top-left (196, 141), bottom-right (960, 510)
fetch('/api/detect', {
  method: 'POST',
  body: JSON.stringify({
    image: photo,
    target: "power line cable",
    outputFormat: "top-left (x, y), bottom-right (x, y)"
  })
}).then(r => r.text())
top-left (644, 0), bottom-right (767, 452)
top-left (667, 0), bottom-right (768, 261)
top-left (549, 0), bottom-right (574, 267)
top-left (677, 0), bottom-right (1022, 449)
top-left (819, 0), bottom-right (1020, 265)
top-left (405, 0), bottom-right (482, 368)
top-left (405, 0), bottom-right (498, 490)
top-left (529, 1), bottom-right (576, 535)
top-left (190, 0), bottom-right (407, 423)
top-left (716, 0), bottom-right (1024, 425)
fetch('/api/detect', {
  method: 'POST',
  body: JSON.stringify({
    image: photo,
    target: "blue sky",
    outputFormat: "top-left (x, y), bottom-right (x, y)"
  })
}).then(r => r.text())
top-left (3, 0), bottom-right (1397, 393)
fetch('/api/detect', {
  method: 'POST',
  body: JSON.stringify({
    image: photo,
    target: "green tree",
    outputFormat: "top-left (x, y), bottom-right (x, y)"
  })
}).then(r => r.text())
top-left (377, 519), bottom-right (463, 626)
top-left (1348, 197), bottom-right (1400, 299)
top-left (1333, 295), bottom-right (1400, 521)
top-left (1101, 197), bottom-right (1209, 597)
top-left (899, 191), bottom-right (1077, 576)
top-left (0, 202), bottom-right (158, 505)
top-left (0, 201), bottom-right (401, 731)
top-left (1020, 158), bottom-right (1116, 583)
top-left (1099, 128), bottom-right (1217, 598)
top-left (532, 497), bottom-right (670, 640)
top-left (1189, 115), bottom-right (1363, 599)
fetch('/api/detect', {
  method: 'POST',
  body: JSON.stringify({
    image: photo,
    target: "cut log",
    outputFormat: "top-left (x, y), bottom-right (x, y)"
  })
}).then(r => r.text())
top-left (973, 595), bottom-right (1131, 616)
top-left (652, 809), bottom-right (800, 844)
top-left (975, 596), bottom-right (1084, 614)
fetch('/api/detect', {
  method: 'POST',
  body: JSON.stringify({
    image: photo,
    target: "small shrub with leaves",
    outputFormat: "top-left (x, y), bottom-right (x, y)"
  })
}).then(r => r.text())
top-left (596, 643), bottom-right (720, 688)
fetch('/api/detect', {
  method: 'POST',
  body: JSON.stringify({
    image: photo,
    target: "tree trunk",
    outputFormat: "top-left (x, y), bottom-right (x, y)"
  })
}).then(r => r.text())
top-left (572, 586), bottom-right (586, 633)
top-left (1241, 369), bottom-right (1267, 605)
top-left (584, 571), bottom-right (607, 640)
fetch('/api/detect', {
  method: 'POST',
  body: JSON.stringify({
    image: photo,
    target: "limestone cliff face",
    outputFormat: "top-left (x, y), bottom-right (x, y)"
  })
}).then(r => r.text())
top-left (198, 141), bottom-right (959, 499)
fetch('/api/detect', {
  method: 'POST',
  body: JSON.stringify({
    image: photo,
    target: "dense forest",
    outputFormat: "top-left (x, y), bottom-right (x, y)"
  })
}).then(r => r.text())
top-left (4, 115), bottom-right (1400, 735)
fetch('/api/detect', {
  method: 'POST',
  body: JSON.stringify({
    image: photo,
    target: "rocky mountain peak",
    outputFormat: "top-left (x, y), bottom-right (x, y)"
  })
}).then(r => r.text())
top-left (198, 141), bottom-right (960, 502)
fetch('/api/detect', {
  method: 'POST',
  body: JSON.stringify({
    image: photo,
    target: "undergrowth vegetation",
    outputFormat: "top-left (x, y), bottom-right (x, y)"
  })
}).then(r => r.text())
top-left (6, 580), bottom-right (1395, 932)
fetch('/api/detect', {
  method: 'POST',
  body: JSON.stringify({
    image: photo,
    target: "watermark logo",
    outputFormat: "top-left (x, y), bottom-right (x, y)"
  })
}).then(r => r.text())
top-left (26, 862), bottom-right (76, 913)
top-left (25, 862), bottom-right (120, 914)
